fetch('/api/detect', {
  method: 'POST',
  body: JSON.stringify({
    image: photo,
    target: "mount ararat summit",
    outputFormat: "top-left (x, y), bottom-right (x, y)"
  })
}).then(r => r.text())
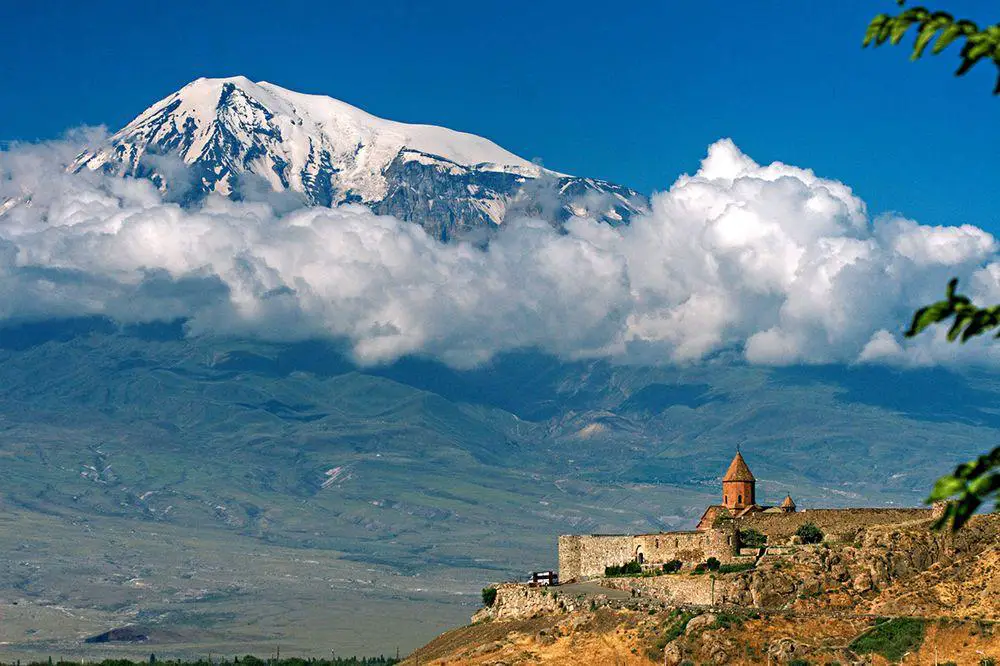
top-left (75, 76), bottom-right (646, 239)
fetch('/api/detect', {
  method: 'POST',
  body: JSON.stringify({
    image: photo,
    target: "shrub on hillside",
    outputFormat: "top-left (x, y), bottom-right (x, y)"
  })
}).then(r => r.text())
top-left (481, 586), bottom-right (497, 607)
top-left (705, 557), bottom-right (721, 571)
top-left (850, 617), bottom-right (926, 662)
top-left (648, 611), bottom-right (695, 660)
top-left (737, 527), bottom-right (767, 548)
top-left (605, 559), bottom-right (642, 576)
top-left (795, 522), bottom-right (824, 544)
top-left (717, 562), bottom-right (755, 574)
top-left (712, 612), bottom-right (744, 629)
top-left (660, 611), bottom-right (696, 645)
top-left (662, 559), bottom-right (682, 573)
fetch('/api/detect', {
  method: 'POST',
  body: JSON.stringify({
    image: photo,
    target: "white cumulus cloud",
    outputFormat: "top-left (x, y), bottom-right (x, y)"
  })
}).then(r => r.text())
top-left (0, 135), bottom-right (996, 368)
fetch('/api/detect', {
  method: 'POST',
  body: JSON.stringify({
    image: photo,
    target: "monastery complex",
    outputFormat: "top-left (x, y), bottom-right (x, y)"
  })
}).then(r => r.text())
top-left (558, 452), bottom-right (935, 582)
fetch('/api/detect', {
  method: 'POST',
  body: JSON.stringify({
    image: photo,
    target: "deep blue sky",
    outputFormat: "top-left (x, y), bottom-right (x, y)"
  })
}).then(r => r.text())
top-left (1, 1), bottom-right (996, 231)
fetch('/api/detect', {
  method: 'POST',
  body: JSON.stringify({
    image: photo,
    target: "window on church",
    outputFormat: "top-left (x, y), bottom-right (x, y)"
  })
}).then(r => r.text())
top-left (724, 495), bottom-right (728, 504)
top-left (738, 494), bottom-right (743, 504)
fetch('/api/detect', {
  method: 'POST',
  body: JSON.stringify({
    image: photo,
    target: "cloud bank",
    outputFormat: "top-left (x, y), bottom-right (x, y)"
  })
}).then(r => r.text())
top-left (1, 135), bottom-right (997, 368)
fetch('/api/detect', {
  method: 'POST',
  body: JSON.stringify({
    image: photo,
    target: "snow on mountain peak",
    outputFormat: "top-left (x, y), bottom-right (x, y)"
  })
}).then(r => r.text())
top-left (74, 77), bottom-right (645, 236)
top-left (78, 76), bottom-right (548, 201)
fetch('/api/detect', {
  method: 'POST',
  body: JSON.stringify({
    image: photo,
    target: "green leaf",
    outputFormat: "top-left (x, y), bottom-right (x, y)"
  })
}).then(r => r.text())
top-left (864, 15), bottom-right (889, 47)
top-left (946, 313), bottom-right (969, 341)
top-left (904, 302), bottom-right (952, 337)
top-left (967, 474), bottom-right (992, 496)
top-left (960, 310), bottom-right (991, 342)
top-left (932, 23), bottom-right (965, 55)
top-left (966, 40), bottom-right (992, 61)
top-left (913, 24), bottom-right (941, 59)
top-left (950, 499), bottom-right (980, 530)
top-left (945, 277), bottom-right (959, 300)
top-left (890, 19), bottom-right (913, 45)
top-left (956, 19), bottom-right (979, 36)
top-left (877, 21), bottom-right (894, 46)
top-left (928, 475), bottom-right (965, 501)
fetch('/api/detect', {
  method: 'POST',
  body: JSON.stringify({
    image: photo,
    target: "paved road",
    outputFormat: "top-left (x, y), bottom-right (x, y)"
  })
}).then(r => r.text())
top-left (555, 581), bottom-right (633, 600)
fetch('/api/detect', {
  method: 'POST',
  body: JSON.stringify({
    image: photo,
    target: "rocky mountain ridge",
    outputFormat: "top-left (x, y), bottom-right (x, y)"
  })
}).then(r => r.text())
top-left (74, 77), bottom-right (647, 239)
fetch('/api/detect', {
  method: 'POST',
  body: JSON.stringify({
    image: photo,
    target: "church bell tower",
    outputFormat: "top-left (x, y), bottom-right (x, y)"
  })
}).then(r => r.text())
top-left (722, 451), bottom-right (756, 510)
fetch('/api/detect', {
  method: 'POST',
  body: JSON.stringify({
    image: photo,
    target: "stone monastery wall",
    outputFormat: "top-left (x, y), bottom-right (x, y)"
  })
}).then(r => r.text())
top-left (558, 509), bottom-right (933, 581)
top-left (558, 530), bottom-right (733, 581)
top-left (739, 508), bottom-right (933, 541)
top-left (558, 535), bottom-right (632, 582)
top-left (599, 574), bottom-right (717, 605)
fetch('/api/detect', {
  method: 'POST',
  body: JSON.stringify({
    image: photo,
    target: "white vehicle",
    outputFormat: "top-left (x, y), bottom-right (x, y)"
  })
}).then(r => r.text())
top-left (529, 570), bottom-right (559, 586)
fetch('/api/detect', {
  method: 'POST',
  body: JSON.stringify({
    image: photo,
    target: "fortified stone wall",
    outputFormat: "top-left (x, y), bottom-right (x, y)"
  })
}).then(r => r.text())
top-left (559, 530), bottom-right (734, 581)
top-left (739, 508), bottom-right (932, 542)
top-left (632, 530), bottom-right (734, 566)
top-left (599, 574), bottom-right (720, 605)
top-left (558, 535), bottom-right (633, 582)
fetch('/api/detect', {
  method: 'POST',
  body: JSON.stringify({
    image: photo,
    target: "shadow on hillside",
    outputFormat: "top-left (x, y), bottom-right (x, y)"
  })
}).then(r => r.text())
top-left (0, 316), bottom-right (190, 350)
top-left (0, 316), bottom-right (117, 350)
top-left (203, 344), bottom-right (608, 421)
top-left (773, 365), bottom-right (1000, 428)
top-left (617, 383), bottom-right (714, 414)
top-left (211, 341), bottom-right (355, 377)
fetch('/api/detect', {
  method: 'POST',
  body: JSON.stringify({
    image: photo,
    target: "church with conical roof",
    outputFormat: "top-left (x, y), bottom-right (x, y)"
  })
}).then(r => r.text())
top-left (722, 450), bottom-right (756, 510)
top-left (696, 451), bottom-right (795, 529)
top-left (559, 452), bottom-right (801, 580)
top-left (558, 450), bottom-right (938, 582)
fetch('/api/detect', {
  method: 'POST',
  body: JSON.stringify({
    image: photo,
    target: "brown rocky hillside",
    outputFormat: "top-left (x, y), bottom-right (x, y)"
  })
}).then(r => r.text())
top-left (403, 514), bottom-right (999, 665)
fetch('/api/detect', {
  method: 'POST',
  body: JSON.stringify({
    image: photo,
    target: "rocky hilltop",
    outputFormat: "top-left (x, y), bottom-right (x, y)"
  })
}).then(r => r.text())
top-left (404, 514), bottom-right (999, 665)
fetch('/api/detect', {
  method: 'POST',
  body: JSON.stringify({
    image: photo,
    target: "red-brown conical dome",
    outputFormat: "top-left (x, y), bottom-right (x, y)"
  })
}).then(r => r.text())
top-left (722, 451), bottom-right (755, 483)
top-left (722, 451), bottom-right (756, 510)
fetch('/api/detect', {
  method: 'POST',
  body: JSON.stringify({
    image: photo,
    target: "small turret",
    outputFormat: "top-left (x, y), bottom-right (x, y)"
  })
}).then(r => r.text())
top-left (780, 494), bottom-right (796, 512)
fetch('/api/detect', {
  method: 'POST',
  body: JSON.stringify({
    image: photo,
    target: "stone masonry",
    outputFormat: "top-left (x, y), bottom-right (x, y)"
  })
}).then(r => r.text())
top-left (559, 530), bottom-right (735, 581)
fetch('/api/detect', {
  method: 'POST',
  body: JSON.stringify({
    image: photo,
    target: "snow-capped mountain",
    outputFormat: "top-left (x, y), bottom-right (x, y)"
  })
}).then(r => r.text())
top-left (75, 77), bottom-right (646, 239)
